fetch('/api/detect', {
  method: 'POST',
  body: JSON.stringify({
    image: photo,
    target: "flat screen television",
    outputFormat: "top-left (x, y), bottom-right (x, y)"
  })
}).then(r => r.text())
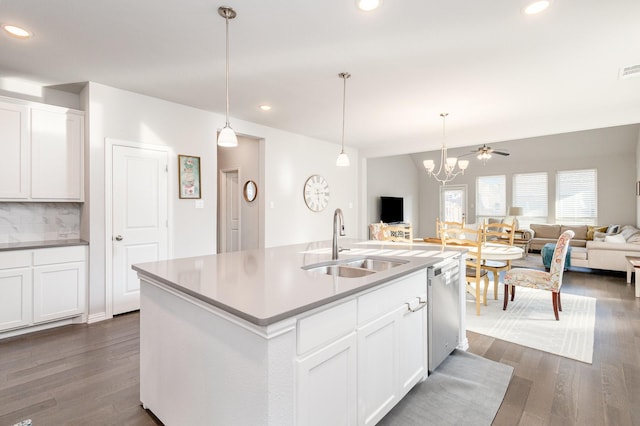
top-left (380, 196), bottom-right (404, 224)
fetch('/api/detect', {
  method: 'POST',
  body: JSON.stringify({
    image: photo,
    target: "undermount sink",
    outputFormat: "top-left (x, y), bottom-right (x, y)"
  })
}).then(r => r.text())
top-left (302, 256), bottom-right (408, 278)
top-left (342, 257), bottom-right (408, 271)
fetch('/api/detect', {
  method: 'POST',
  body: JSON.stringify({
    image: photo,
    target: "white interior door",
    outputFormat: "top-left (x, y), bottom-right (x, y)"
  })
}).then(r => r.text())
top-left (112, 145), bottom-right (168, 315)
top-left (219, 169), bottom-right (241, 253)
top-left (440, 185), bottom-right (467, 224)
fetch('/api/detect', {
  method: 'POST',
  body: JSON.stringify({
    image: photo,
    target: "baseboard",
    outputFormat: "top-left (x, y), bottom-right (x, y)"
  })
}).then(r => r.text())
top-left (87, 312), bottom-right (110, 324)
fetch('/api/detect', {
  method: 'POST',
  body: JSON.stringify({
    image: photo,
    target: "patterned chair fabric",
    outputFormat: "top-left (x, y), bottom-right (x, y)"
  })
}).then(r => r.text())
top-left (503, 230), bottom-right (575, 320)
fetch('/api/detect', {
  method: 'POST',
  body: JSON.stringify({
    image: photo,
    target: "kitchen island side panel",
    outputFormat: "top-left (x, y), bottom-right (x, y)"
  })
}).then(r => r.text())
top-left (140, 280), bottom-right (296, 425)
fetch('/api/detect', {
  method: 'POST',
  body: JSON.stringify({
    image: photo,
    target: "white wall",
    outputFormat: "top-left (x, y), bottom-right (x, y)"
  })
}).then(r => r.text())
top-left (366, 155), bottom-right (421, 234)
top-left (82, 82), bottom-right (360, 318)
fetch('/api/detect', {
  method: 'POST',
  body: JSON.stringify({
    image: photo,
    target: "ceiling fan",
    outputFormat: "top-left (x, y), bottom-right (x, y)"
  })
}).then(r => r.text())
top-left (466, 144), bottom-right (510, 163)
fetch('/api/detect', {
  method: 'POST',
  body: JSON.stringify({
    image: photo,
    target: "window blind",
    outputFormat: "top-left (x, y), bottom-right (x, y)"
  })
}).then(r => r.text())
top-left (556, 169), bottom-right (597, 225)
top-left (476, 175), bottom-right (506, 220)
top-left (513, 172), bottom-right (548, 227)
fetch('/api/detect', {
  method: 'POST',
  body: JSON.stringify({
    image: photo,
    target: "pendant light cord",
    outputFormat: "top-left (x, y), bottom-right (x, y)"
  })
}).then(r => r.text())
top-left (225, 13), bottom-right (230, 127)
top-left (339, 72), bottom-right (351, 153)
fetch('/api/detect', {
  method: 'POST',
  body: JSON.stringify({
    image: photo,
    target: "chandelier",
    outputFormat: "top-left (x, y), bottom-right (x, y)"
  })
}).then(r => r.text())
top-left (422, 113), bottom-right (469, 185)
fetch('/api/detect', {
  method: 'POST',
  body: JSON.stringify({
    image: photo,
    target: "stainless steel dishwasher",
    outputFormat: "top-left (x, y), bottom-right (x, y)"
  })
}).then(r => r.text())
top-left (427, 256), bottom-right (461, 372)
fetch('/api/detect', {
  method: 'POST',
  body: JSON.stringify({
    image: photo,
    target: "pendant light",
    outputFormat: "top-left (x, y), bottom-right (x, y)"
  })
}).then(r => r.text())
top-left (336, 72), bottom-right (351, 167)
top-left (217, 6), bottom-right (238, 147)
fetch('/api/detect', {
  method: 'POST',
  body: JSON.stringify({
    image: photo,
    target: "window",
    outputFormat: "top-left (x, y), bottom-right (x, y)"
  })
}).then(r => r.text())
top-left (513, 172), bottom-right (548, 227)
top-left (476, 175), bottom-right (505, 223)
top-left (556, 169), bottom-right (597, 225)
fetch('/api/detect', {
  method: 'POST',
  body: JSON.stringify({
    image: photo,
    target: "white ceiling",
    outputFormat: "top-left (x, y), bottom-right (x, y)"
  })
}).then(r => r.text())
top-left (1, 0), bottom-right (639, 158)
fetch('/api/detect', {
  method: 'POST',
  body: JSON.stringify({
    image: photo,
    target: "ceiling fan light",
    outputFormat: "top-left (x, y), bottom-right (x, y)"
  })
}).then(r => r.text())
top-left (217, 125), bottom-right (238, 147)
top-left (336, 151), bottom-right (350, 167)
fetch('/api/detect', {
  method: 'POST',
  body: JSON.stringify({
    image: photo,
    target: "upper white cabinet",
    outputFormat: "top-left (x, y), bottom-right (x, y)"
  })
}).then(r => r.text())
top-left (0, 101), bottom-right (29, 199)
top-left (0, 98), bottom-right (84, 202)
top-left (31, 107), bottom-right (84, 200)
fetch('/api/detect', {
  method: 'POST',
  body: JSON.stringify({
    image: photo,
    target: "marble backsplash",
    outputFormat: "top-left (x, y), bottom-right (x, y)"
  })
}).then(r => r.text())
top-left (0, 202), bottom-right (81, 243)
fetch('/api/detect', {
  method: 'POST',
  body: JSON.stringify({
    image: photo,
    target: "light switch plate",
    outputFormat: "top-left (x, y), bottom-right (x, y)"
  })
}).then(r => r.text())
top-left (195, 199), bottom-right (204, 209)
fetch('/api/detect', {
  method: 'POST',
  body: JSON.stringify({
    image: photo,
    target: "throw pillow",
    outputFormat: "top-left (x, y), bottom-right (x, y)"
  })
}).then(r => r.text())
top-left (620, 225), bottom-right (640, 241)
top-left (606, 224), bottom-right (620, 234)
top-left (593, 231), bottom-right (607, 242)
top-left (586, 225), bottom-right (608, 240)
top-left (605, 234), bottom-right (626, 243)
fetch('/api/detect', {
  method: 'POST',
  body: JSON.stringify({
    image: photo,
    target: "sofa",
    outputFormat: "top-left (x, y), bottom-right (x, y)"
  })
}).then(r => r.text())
top-left (527, 224), bottom-right (640, 272)
top-left (528, 224), bottom-right (589, 251)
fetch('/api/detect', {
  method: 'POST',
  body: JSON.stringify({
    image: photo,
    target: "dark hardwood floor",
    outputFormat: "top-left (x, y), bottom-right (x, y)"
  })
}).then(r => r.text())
top-left (1, 269), bottom-right (638, 425)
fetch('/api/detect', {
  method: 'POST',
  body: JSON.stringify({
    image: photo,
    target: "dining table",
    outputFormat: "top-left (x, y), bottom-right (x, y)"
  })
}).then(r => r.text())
top-left (423, 238), bottom-right (524, 314)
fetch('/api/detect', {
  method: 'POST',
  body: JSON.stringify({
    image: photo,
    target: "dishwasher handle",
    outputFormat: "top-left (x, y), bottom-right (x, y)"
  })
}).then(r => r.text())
top-left (405, 296), bottom-right (427, 313)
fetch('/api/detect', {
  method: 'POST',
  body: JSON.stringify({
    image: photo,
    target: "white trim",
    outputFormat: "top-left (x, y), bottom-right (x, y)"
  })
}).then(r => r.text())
top-left (87, 311), bottom-right (108, 324)
top-left (104, 138), bottom-right (170, 318)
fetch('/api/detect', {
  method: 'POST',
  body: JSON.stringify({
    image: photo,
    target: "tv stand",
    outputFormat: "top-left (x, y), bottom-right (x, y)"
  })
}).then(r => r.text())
top-left (369, 222), bottom-right (412, 242)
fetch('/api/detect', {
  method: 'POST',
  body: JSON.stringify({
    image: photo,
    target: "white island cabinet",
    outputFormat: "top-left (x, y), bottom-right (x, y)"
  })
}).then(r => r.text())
top-left (134, 241), bottom-right (457, 426)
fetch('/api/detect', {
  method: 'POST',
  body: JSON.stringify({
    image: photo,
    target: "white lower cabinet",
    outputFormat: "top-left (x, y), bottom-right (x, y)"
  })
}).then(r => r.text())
top-left (295, 269), bottom-right (428, 426)
top-left (358, 306), bottom-right (404, 425)
top-left (0, 267), bottom-right (32, 331)
top-left (0, 246), bottom-right (87, 334)
top-left (297, 332), bottom-right (358, 426)
top-left (33, 261), bottom-right (85, 323)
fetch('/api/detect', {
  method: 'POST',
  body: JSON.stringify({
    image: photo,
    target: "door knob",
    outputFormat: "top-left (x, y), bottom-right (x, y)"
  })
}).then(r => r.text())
top-left (114, 235), bottom-right (123, 241)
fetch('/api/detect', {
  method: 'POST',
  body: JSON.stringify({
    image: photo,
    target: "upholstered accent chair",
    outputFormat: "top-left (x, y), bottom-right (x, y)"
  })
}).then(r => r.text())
top-left (503, 230), bottom-right (575, 320)
top-left (440, 224), bottom-right (489, 316)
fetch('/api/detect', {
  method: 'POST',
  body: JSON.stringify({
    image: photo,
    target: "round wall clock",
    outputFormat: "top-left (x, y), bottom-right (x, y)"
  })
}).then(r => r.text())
top-left (303, 174), bottom-right (330, 212)
top-left (243, 180), bottom-right (257, 202)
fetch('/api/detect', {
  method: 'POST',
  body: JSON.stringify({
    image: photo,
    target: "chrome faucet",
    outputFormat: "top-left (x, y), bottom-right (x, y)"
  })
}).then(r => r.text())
top-left (332, 208), bottom-right (346, 260)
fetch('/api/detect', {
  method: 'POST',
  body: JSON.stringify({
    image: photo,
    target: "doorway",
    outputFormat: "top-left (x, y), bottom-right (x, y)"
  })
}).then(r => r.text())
top-left (217, 134), bottom-right (262, 252)
top-left (219, 168), bottom-right (241, 253)
top-left (109, 141), bottom-right (168, 315)
top-left (440, 185), bottom-right (467, 224)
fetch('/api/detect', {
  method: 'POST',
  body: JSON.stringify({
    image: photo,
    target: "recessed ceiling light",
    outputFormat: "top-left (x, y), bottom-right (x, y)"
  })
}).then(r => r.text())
top-left (259, 104), bottom-right (272, 111)
top-left (2, 24), bottom-right (32, 39)
top-left (356, 0), bottom-right (382, 12)
top-left (523, 0), bottom-right (551, 15)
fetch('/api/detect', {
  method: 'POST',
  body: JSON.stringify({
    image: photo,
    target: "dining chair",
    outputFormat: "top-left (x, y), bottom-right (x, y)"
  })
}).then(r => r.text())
top-left (503, 230), bottom-right (575, 320)
top-left (482, 221), bottom-right (515, 302)
top-left (436, 217), bottom-right (465, 239)
top-left (440, 224), bottom-right (489, 316)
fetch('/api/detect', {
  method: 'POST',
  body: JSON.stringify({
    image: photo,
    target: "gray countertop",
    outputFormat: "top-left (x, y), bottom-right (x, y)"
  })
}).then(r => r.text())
top-left (133, 239), bottom-right (461, 326)
top-left (0, 239), bottom-right (88, 252)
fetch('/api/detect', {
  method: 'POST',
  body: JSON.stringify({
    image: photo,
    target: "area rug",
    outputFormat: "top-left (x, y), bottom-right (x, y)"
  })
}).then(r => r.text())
top-left (466, 286), bottom-right (596, 363)
top-left (379, 350), bottom-right (513, 426)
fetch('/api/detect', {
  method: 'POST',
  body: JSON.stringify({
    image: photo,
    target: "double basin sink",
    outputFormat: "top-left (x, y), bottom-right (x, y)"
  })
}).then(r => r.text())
top-left (302, 256), bottom-right (408, 278)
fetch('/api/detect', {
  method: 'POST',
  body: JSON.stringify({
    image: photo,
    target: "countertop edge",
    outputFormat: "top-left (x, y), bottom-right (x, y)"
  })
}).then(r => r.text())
top-left (0, 239), bottom-right (89, 252)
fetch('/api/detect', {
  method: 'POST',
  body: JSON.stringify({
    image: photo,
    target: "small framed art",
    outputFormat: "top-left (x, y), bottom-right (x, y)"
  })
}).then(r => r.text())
top-left (178, 155), bottom-right (201, 199)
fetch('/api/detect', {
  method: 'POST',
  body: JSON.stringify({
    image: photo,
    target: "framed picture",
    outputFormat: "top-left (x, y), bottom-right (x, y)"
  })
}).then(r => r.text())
top-left (178, 155), bottom-right (201, 199)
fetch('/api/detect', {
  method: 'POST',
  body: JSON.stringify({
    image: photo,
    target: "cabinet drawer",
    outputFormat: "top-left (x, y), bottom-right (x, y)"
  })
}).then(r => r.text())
top-left (297, 299), bottom-right (357, 355)
top-left (33, 246), bottom-right (85, 265)
top-left (0, 251), bottom-right (31, 269)
top-left (358, 269), bottom-right (426, 325)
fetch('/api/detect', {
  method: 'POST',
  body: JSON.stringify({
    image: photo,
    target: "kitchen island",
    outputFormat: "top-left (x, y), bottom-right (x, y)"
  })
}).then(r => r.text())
top-left (133, 239), bottom-right (465, 425)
